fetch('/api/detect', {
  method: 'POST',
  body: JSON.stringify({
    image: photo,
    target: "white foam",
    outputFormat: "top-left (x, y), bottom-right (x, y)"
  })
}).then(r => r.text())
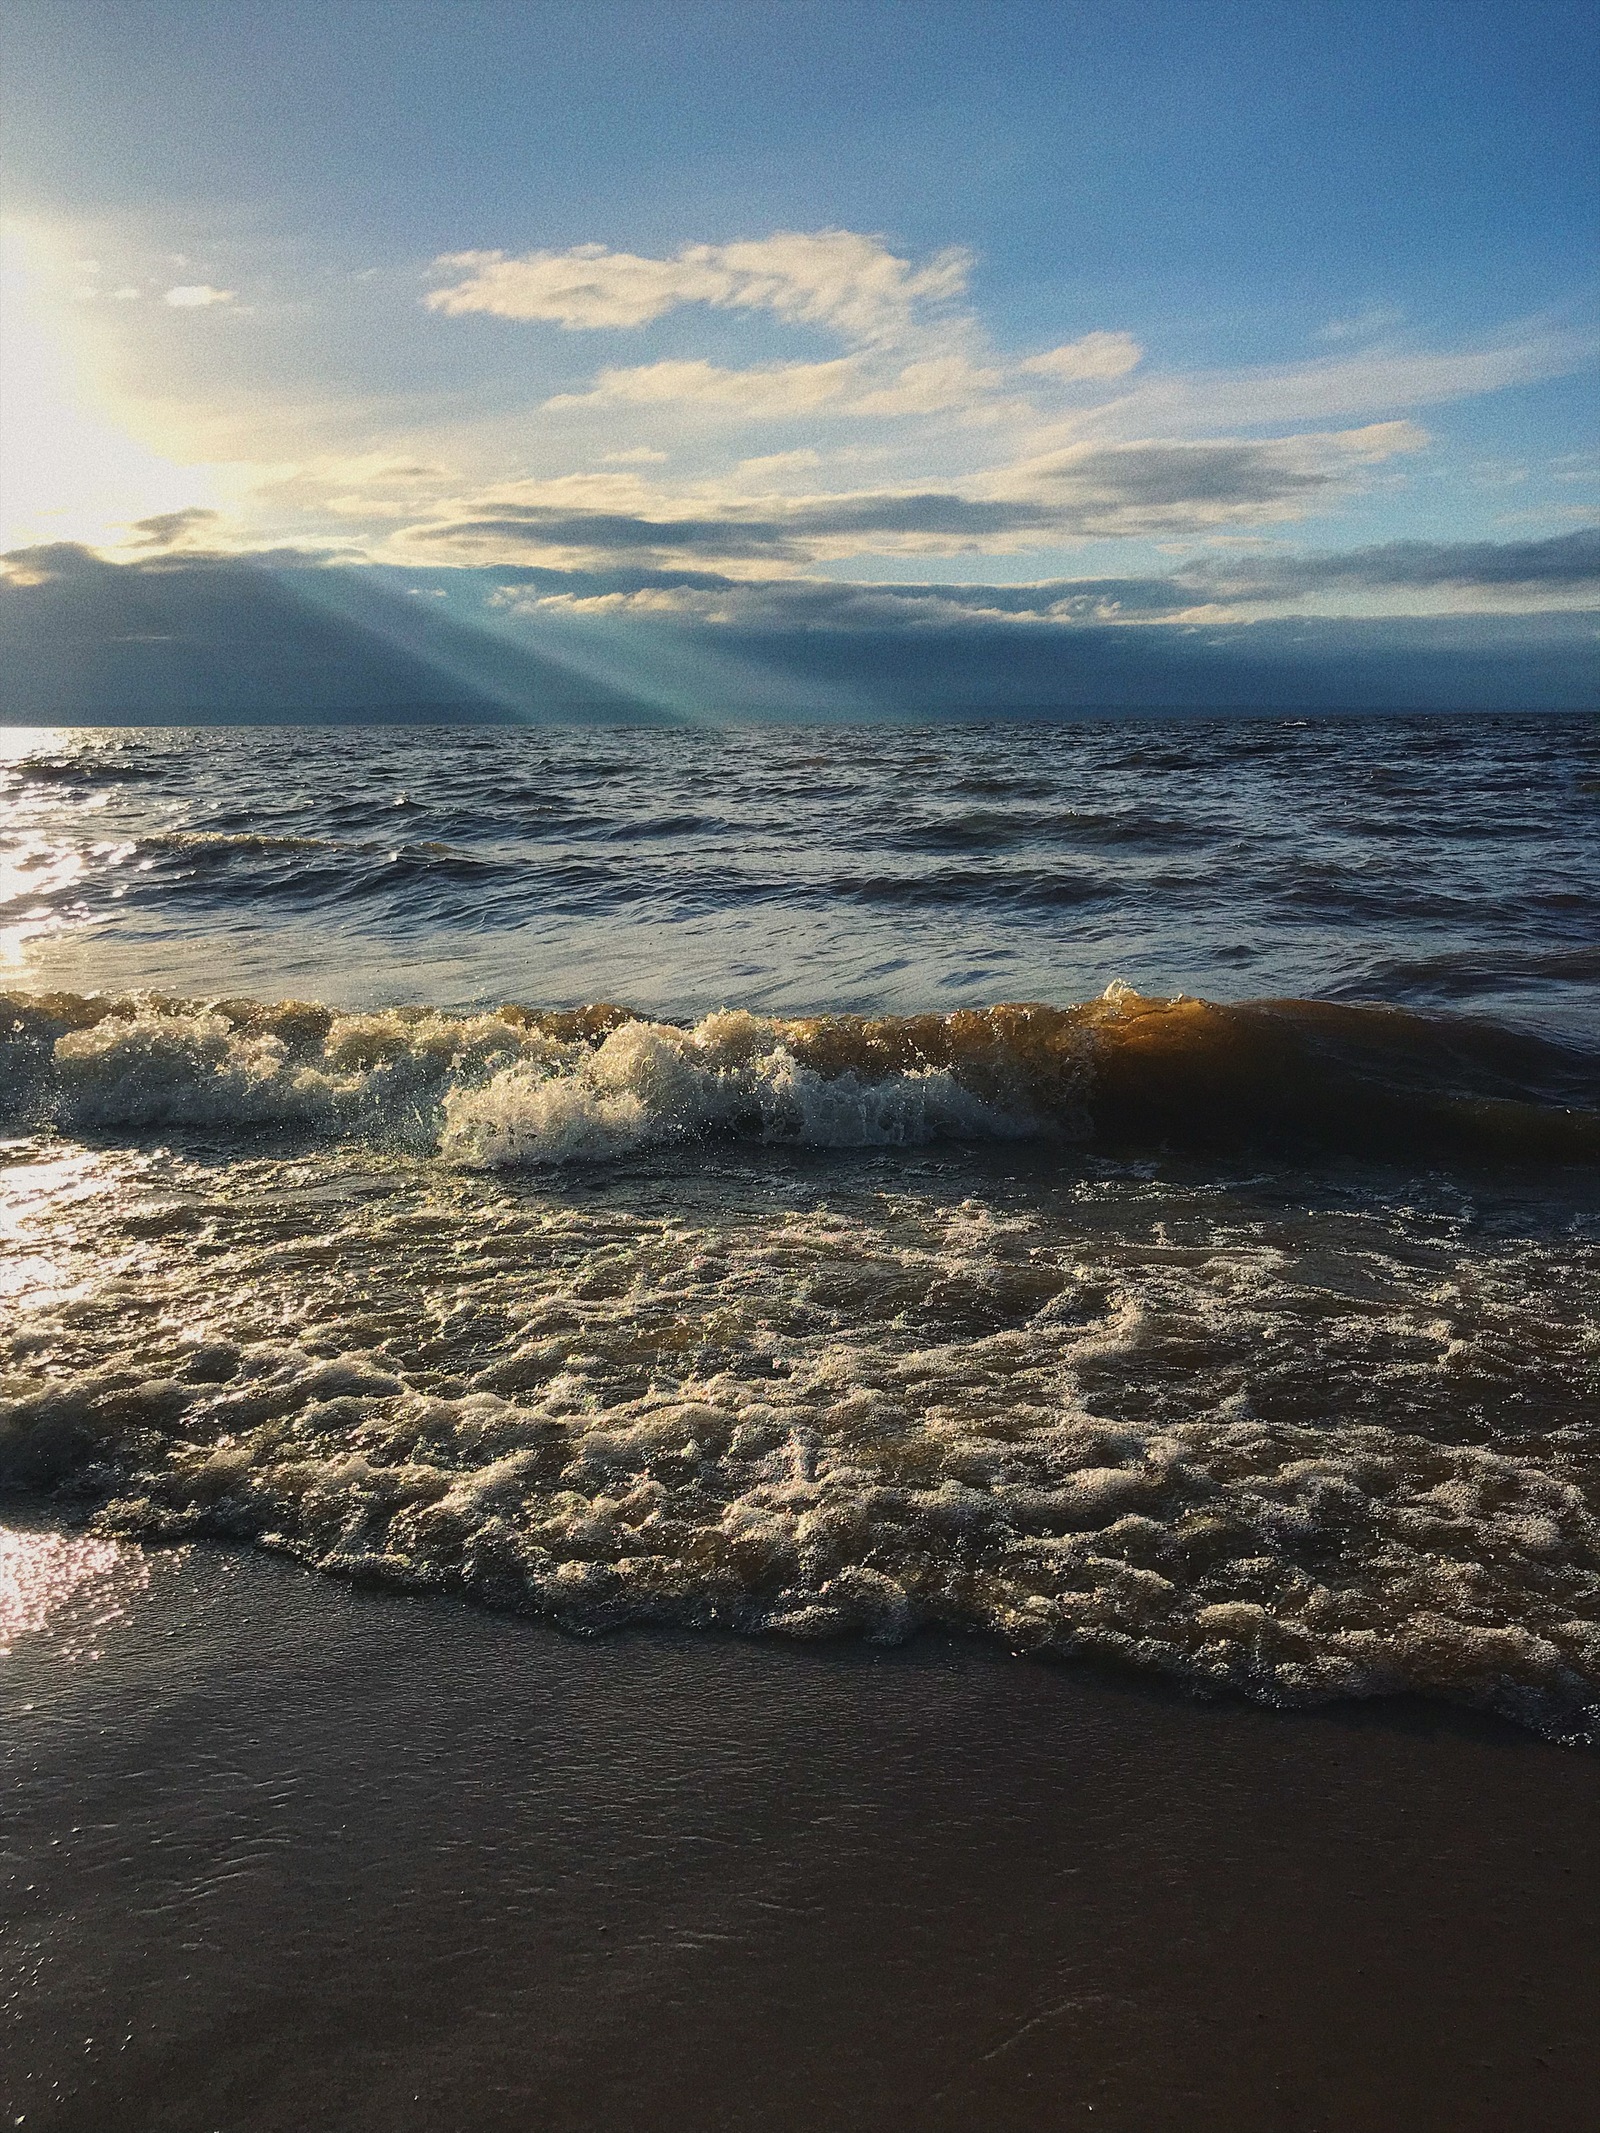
top-left (4, 996), bottom-right (1039, 1161)
top-left (1, 1083), bottom-right (1595, 1739)
top-left (440, 1012), bottom-right (1030, 1166)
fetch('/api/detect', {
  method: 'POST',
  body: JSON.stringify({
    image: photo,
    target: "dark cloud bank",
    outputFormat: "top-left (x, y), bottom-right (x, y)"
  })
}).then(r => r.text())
top-left (0, 533), bottom-right (1595, 723)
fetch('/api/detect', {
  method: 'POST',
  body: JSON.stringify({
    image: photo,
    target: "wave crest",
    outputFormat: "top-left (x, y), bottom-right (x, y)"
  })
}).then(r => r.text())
top-left (2, 985), bottom-right (1595, 1162)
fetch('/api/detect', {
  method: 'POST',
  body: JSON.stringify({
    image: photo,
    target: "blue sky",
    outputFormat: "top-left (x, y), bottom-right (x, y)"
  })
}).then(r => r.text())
top-left (1, 0), bottom-right (1596, 712)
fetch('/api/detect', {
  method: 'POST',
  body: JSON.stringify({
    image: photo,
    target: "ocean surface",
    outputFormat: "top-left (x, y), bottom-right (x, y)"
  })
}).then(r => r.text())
top-left (2, 713), bottom-right (1597, 1741)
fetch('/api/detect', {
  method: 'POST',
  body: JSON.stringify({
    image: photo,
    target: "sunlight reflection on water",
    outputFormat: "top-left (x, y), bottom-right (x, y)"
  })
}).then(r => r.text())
top-left (0, 1524), bottom-right (148, 1657)
top-left (0, 1141), bottom-right (117, 1311)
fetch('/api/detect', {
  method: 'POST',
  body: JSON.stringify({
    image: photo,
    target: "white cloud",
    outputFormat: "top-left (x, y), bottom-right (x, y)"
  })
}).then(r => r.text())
top-left (1316, 305), bottom-right (1406, 343)
top-left (546, 351), bottom-right (1006, 423)
top-left (1077, 330), bottom-right (1587, 436)
top-left (501, 580), bottom-right (1115, 628)
top-left (426, 230), bottom-right (972, 346)
top-left (848, 355), bottom-right (1007, 417)
top-left (546, 356), bottom-right (864, 416)
top-left (737, 449), bottom-right (822, 477)
top-left (423, 227), bottom-right (1591, 511)
top-left (164, 283), bottom-right (235, 309)
top-left (603, 445), bottom-right (669, 464)
top-left (1021, 331), bottom-right (1143, 381)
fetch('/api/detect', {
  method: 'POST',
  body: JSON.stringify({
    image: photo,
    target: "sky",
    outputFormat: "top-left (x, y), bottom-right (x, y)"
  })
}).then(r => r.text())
top-left (1, 0), bottom-right (1596, 716)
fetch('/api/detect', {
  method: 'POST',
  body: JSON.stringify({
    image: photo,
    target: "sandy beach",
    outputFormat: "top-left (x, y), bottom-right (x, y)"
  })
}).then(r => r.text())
top-left (4, 1522), bottom-right (1597, 2133)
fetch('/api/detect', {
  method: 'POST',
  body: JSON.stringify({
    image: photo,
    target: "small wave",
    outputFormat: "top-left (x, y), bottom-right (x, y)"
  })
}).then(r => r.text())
top-left (818, 868), bottom-right (1110, 910)
top-left (4, 757), bottom-right (167, 786)
top-left (138, 831), bottom-right (484, 863)
top-left (1344, 946), bottom-right (1600, 997)
top-left (1, 986), bottom-right (1595, 1164)
top-left (873, 807), bottom-right (1198, 854)
top-left (142, 830), bottom-right (343, 856)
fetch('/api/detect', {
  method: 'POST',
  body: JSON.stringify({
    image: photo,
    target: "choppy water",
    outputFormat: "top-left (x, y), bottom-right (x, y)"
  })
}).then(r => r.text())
top-left (2, 715), bottom-right (1597, 1739)
top-left (4, 715), bottom-right (1598, 1025)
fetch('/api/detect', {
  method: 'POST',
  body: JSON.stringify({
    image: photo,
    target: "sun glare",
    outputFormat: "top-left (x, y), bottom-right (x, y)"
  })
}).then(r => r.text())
top-left (0, 223), bottom-right (226, 552)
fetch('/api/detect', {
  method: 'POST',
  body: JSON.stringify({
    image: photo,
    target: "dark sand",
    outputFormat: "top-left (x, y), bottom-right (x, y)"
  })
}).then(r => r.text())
top-left (4, 1534), bottom-right (1597, 2133)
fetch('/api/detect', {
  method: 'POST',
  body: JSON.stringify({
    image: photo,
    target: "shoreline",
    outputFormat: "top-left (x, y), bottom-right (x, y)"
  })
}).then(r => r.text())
top-left (5, 1525), bottom-right (1598, 2132)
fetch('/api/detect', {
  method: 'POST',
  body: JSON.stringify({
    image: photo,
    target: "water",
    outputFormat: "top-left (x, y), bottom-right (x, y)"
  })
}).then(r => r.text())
top-left (4, 715), bottom-right (1596, 1026)
top-left (1, 713), bottom-right (1597, 1741)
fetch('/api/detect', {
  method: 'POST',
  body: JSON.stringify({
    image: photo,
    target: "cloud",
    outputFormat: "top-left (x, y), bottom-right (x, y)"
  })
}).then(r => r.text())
top-left (737, 449), bottom-right (823, 478)
top-left (472, 525), bottom-right (1600, 633)
top-left (847, 356), bottom-right (1008, 417)
top-left (424, 227), bottom-right (1139, 441)
top-left (16, 523), bottom-right (1585, 618)
top-left (417, 226), bottom-right (1593, 525)
top-left (399, 426), bottom-right (1425, 569)
top-left (1315, 306), bottom-right (1407, 344)
top-left (395, 492), bottom-right (1096, 567)
top-left (399, 491), bottom-right (1059, 568)
top-left (0, 543), bottom-right (90, 587)
top-left (69, 216), bottom-right (1582, 598)
top-left (426, 230), bottom-right (972, 346)
top-left (545, 350), bottom-right (1006, 422)
top-left (546, 355), bottom-right (866, 416)
top-left (497, 574), bottom-right (1194, 630)
top-left (987, 423), bottom-right (1426, 532)
top-left (1083, 329), bottom-right (1588, 434)
top-left (1191, 525), bottom-right (1600, 600)
top-left (163, 283), bottom-right (235, 308)
top-left (1020, 331), bottom-right (1143, 381)
top-left (123, 507), bottom-right (222, 551)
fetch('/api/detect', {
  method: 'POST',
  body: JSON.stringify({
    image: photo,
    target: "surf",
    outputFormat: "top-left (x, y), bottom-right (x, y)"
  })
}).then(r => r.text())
top-left (3, 984), bottom-right (1596, 1164)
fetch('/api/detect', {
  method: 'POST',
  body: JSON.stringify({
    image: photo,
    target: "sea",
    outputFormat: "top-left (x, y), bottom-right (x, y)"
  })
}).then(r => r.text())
top-left (2, 711), bottom-right (1597, 1743)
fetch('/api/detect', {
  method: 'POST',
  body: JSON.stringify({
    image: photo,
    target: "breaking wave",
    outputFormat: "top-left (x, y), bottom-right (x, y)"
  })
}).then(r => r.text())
top-left (2, 985), bottom-right (1596, 1164)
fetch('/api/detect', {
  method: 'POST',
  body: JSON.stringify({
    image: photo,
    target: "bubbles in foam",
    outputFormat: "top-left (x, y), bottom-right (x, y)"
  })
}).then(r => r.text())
top-left (0, 1131), bottom-right (1595, 1740)
top-left (1, 991), bottom-right (1058, 1159)
top-left (440, 1011), bottom-right (1033, 1165)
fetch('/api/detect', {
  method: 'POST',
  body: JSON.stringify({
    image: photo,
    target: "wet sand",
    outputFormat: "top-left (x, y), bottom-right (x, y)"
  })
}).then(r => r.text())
top-left (4, 1531), bottom-right (1598, 2133)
